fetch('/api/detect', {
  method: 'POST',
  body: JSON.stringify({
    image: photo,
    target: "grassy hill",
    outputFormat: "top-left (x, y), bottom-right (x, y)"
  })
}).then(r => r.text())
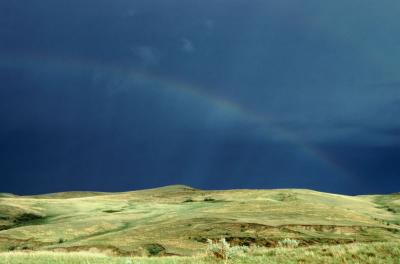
top-left (0, 185), bottom-right (400, 260)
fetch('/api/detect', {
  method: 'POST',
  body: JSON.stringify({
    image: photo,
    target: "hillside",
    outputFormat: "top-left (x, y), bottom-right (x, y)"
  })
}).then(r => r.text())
top-left (0, 185), bottom-right (400, 256)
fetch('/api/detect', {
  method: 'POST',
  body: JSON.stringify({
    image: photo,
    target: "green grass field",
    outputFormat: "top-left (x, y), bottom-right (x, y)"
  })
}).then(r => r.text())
top-left (1, 185), bottom-right (400, 263)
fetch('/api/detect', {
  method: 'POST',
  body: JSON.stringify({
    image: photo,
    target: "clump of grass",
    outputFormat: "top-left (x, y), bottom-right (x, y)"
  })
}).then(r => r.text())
top-left (204, 197), bottom-right (216, 202)
top-left (207, 238), bottom-right (248, 261)
top-left (183, 198), bottom-right (194, 203)
top-left (278, 238), bottom-right (300, 248)
top-left (58, 238), bottom-right (65, 244)
top-left (193, 236), bottom-right (207, 243)
top-left (274, 193), bottom-right (297, 202)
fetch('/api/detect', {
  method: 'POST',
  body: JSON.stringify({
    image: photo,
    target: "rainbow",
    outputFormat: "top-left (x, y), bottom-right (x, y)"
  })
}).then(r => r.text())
top-left (0, 52), bottom-right (350, 179)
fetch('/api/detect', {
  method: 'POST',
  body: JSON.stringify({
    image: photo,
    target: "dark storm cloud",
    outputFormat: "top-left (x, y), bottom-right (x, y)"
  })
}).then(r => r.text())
top-left (1, 0), bottom-right (400, 195)
top-left (321, 144), bottom-right (400, 194)
top-left (181, 38), bottom-right (195, 53)
top-left (133, 46), bottom-right (161, 66)
top-left (369, 81), bottom-right (400, 89)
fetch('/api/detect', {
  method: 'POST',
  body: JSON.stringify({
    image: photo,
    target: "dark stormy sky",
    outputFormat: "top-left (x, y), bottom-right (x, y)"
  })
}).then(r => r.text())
top-left (1, 1), bottom-right (399, 195)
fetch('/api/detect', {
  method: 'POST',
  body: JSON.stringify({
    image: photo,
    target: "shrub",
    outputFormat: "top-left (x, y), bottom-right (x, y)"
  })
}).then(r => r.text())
top-left (58, 238), bottom-right (64, 244)
top-left (207, 238), bottom-right (248, 260)
top-left (7, 245), bottom-right (16, 251)
top-left (204, 197), bottom-right (216, 202)
top-left (183, 198), bottom-right (194, 203)
top-left (278, 238), bottom-right (300, 248)
top-left (146, 243), bottom-right (165, 256)
top-left (103, 209), bottom-right (121, 213)
top-left (13, 213), bottom-right (45, 225)
top-left (387, 207), bottom-right (397, 213)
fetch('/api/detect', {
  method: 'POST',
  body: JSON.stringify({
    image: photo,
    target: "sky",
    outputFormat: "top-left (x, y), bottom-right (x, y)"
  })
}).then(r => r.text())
top-left (0, 1), bottom-right (399, 195)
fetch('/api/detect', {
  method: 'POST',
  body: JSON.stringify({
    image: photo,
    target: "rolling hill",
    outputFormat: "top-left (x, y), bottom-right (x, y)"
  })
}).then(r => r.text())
top-left (1, 185), bottom-right (400, 257)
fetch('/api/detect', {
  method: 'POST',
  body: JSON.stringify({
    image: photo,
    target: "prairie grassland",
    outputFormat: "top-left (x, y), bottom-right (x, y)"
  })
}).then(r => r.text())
top-left (1, 185), bottom-right (400, 258)
top-left (1, 242), bottom-right (399, 264)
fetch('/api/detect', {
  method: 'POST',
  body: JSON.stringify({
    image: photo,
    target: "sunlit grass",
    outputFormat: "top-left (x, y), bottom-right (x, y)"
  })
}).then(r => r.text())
top-left (1, 186), bottom-right (400, 258)
top-left (1, 242), bottom-right (400, 264)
